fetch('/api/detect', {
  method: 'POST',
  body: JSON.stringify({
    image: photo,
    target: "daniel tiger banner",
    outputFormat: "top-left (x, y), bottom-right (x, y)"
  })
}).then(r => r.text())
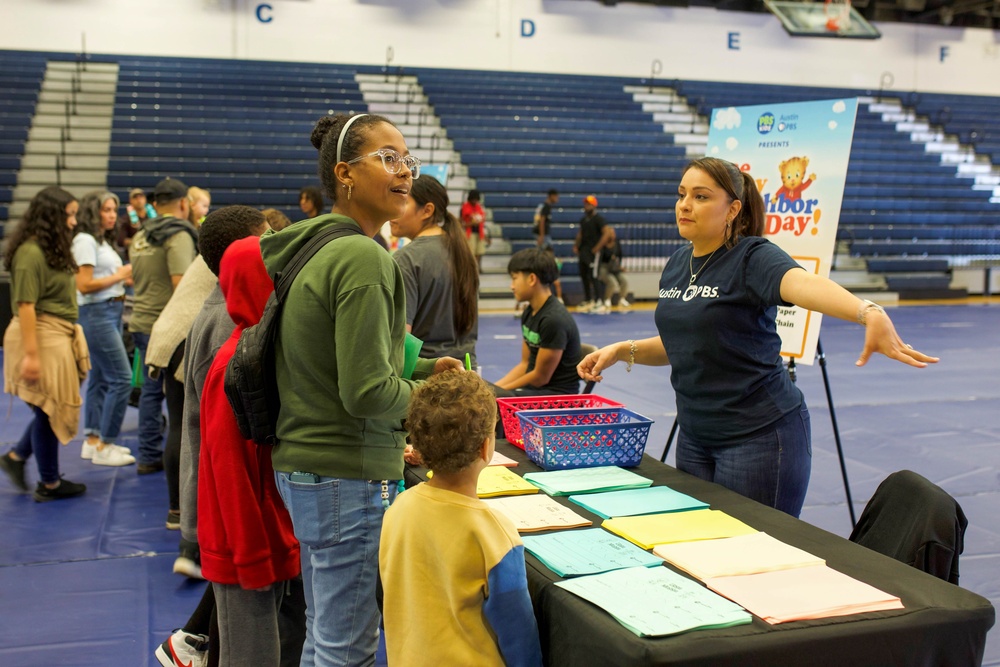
top-left (706, 98), bottom-right (859, 365)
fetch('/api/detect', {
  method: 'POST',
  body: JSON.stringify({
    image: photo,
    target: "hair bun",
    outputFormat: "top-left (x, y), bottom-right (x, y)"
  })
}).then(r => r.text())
top-left (310, 116), bottom-right (339, 150)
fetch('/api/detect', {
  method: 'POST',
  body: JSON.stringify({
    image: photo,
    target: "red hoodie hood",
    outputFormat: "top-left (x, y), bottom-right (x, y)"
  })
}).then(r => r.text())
top-left (218, 236), bottom-right (273, 331)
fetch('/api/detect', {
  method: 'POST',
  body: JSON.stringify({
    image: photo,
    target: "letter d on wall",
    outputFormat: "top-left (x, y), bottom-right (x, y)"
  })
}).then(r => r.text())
top-left (521, 19), bottom-right (535, 37)
top-left (256, 3), bottom-right (273, 23)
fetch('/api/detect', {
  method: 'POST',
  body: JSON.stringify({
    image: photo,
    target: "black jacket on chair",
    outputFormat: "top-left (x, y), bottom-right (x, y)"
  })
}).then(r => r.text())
top-left (849, 470), bottom-right (967, 585)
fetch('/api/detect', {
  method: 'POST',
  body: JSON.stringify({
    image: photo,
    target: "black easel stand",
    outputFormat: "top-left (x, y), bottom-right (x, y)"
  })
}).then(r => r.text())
top-left (659, 337), bottom-right (856, 528)
top-left (816, 338), bottom-right (857, 527)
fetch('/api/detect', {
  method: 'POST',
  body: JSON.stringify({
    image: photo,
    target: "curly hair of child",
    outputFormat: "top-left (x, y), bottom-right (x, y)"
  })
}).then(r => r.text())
top-left (406, 371), bottom-right (497, 474)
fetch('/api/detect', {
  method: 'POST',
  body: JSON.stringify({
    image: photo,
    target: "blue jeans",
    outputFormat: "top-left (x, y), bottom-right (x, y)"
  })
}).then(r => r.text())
top-left (79, 300), bottom-right (131, 445)
top-left (14, 405), bottom-right (61, 484)
top-left (676, 405), bottom-right (812, 517)
top-left (130, 331), bottom-right (164, 465)
top-left (275, 473), bottom-right (398, 667)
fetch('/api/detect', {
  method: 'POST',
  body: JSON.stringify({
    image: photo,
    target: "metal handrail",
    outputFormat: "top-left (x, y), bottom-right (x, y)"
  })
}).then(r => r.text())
top-left (429, 132), bottom-right (446, 165)
top-left (63, 100), bottom-right (72, 141)
top-left (56, 127), bottom-right (67, 186)
top-left (69, 68), bottom-right (79, 116)
top-left (405, 83), bottom-right (419, 125)
top-left (417, 107), bottom-right (428, 148)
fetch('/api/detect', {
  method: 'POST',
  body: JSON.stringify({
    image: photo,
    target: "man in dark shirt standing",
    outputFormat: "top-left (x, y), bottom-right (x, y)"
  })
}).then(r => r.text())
top-left (573, 195), bottom-right (615, 312)
top-left (534, 189), bottom-right (559, 250)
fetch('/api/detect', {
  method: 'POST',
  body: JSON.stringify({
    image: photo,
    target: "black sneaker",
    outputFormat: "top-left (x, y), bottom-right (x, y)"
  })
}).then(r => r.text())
top-left (137, 459), bottom-right (164, 475)
top-left (0, 453), bottom-right (28, 492)
top-left (166, 509), bottom-right (181, 530)
top-left (33, 478), bottom-right (86, 502)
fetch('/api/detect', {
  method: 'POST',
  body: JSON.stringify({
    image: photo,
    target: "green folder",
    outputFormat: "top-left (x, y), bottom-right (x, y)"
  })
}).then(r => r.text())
top-left (402, 332), bottom-right (423, 380)
top-left (131, 349), bottom-right (144, 388)
top-left (523, 466), bottom-right (652, 496)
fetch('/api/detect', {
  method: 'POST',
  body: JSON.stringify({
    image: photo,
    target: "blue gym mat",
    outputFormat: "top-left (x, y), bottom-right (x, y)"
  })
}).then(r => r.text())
top-left (1, 304), bottom-right (998, 666)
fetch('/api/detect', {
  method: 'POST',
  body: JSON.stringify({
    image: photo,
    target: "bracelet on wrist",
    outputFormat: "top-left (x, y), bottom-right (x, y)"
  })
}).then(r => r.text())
top-left (626, 339), bottom-right (637, 373)
top-left (857, 299), bottom-right (885, 326)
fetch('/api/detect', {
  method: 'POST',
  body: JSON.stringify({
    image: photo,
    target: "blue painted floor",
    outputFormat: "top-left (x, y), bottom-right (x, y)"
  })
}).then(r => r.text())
top-left (1, 303), bottom-right (997, 666)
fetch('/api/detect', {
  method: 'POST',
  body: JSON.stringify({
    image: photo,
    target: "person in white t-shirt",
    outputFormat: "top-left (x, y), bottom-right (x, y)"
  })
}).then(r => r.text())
top-left (72, 191), bottom-right (135, 467)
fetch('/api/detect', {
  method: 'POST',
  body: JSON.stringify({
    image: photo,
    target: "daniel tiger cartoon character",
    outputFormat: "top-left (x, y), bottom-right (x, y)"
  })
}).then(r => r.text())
top-left (772, 156), bottom-right (816, 203)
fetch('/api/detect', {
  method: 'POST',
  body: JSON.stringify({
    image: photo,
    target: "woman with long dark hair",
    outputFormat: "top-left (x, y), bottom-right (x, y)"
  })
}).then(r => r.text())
top-left (72, 190), bottom-right (135, 467)
top-left (389, 175), bottom-right (479, 364)
top-left (1, 187), bottom-right (90, 501)
top-left (579, 158), bottom-right (937, 518)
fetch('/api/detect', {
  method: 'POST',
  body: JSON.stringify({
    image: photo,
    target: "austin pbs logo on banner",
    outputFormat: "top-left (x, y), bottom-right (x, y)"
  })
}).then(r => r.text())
top-left (707, 98), bottom-right (859, 364)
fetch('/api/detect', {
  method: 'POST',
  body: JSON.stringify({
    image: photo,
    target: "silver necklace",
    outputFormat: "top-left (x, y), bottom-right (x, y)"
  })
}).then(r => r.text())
top-left (688, 246), bottom-right (720, 285)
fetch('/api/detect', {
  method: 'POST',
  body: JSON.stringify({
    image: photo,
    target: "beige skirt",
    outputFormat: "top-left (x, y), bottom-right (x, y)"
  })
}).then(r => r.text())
top-left (4, 313), bottom-right (90, 444)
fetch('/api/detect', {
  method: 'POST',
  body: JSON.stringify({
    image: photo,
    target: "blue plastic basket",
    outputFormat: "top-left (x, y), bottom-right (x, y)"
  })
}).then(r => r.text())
top-left (515, 407), bottom-right (654, 470)
top-left (496, 394), bottom-right (624, 450)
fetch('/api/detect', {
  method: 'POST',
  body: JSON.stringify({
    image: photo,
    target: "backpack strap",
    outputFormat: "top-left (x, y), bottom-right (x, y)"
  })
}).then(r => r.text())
top-left (272, 224), bottom-right (365, 301)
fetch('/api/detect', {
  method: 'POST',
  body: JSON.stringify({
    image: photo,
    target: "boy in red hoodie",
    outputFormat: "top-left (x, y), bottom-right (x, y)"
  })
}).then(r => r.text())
top-left (198, 235), bottom-right (301, 666)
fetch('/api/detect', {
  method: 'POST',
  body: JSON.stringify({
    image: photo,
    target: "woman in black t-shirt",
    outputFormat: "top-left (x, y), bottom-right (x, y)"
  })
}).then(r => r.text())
top-left (578, 158), bottom-right (937, 517)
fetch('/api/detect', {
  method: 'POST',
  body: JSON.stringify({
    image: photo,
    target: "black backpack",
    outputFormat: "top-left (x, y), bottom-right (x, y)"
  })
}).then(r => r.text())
top-left (224, 224), bottom-right (363, 445)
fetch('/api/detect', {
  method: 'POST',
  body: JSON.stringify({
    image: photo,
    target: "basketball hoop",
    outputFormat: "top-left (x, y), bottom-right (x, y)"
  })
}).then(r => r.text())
top-left (824, 0), bottom-right (853, 33)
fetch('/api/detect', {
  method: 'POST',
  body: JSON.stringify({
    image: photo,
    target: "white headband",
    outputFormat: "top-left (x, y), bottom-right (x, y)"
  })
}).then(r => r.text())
top-left (336, 113), bottom-right (369, 163)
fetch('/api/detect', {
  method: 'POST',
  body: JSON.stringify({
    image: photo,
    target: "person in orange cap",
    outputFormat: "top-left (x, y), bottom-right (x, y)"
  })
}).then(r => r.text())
top-left (573, 195), bottom-right (614, 312)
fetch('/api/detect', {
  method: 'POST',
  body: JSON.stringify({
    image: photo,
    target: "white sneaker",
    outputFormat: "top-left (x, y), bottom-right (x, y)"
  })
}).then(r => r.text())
top-left (155, 630), bottom-right (209, 667)
top-left (591, 302), bottom-right (610, 315)
top-left (81, 441), bottom-right (131, 459)
top-left (91, 446), bottom-right (136, 467)
top-left (173, 555), bottom-right (204, 580)
top-left (577, 301), bottom-right (593, 312)
top-left (619, 298), bottom-right (631, 309)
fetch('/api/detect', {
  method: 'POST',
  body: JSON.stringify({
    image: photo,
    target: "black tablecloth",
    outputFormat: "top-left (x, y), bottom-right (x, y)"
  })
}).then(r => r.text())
top-left (404, 443), bottom-right (995, 667)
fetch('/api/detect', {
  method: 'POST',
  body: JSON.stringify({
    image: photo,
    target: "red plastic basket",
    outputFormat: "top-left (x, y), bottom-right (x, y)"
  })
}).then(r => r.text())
top-left (515, 407), bottom-right (654, 470)
top-left (497, 394), bottom-right (624, 450)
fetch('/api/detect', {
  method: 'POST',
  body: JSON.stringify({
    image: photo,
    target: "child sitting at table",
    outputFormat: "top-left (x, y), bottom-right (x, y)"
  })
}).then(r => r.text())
top-left (380, 370), bottom-right (543, 667)
top-left (493, 248), bottom-right (582, 397)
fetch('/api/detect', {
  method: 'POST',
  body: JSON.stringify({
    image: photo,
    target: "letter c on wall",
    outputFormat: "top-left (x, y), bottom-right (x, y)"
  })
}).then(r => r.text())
top-left (256, 3), bottom-right (273, 23)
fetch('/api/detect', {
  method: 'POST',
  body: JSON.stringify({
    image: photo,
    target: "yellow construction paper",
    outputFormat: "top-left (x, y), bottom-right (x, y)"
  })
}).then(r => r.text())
top-left (476, 466), bottom-right (540, 498)
top-left (602, 509), bottom-right (757, 549)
